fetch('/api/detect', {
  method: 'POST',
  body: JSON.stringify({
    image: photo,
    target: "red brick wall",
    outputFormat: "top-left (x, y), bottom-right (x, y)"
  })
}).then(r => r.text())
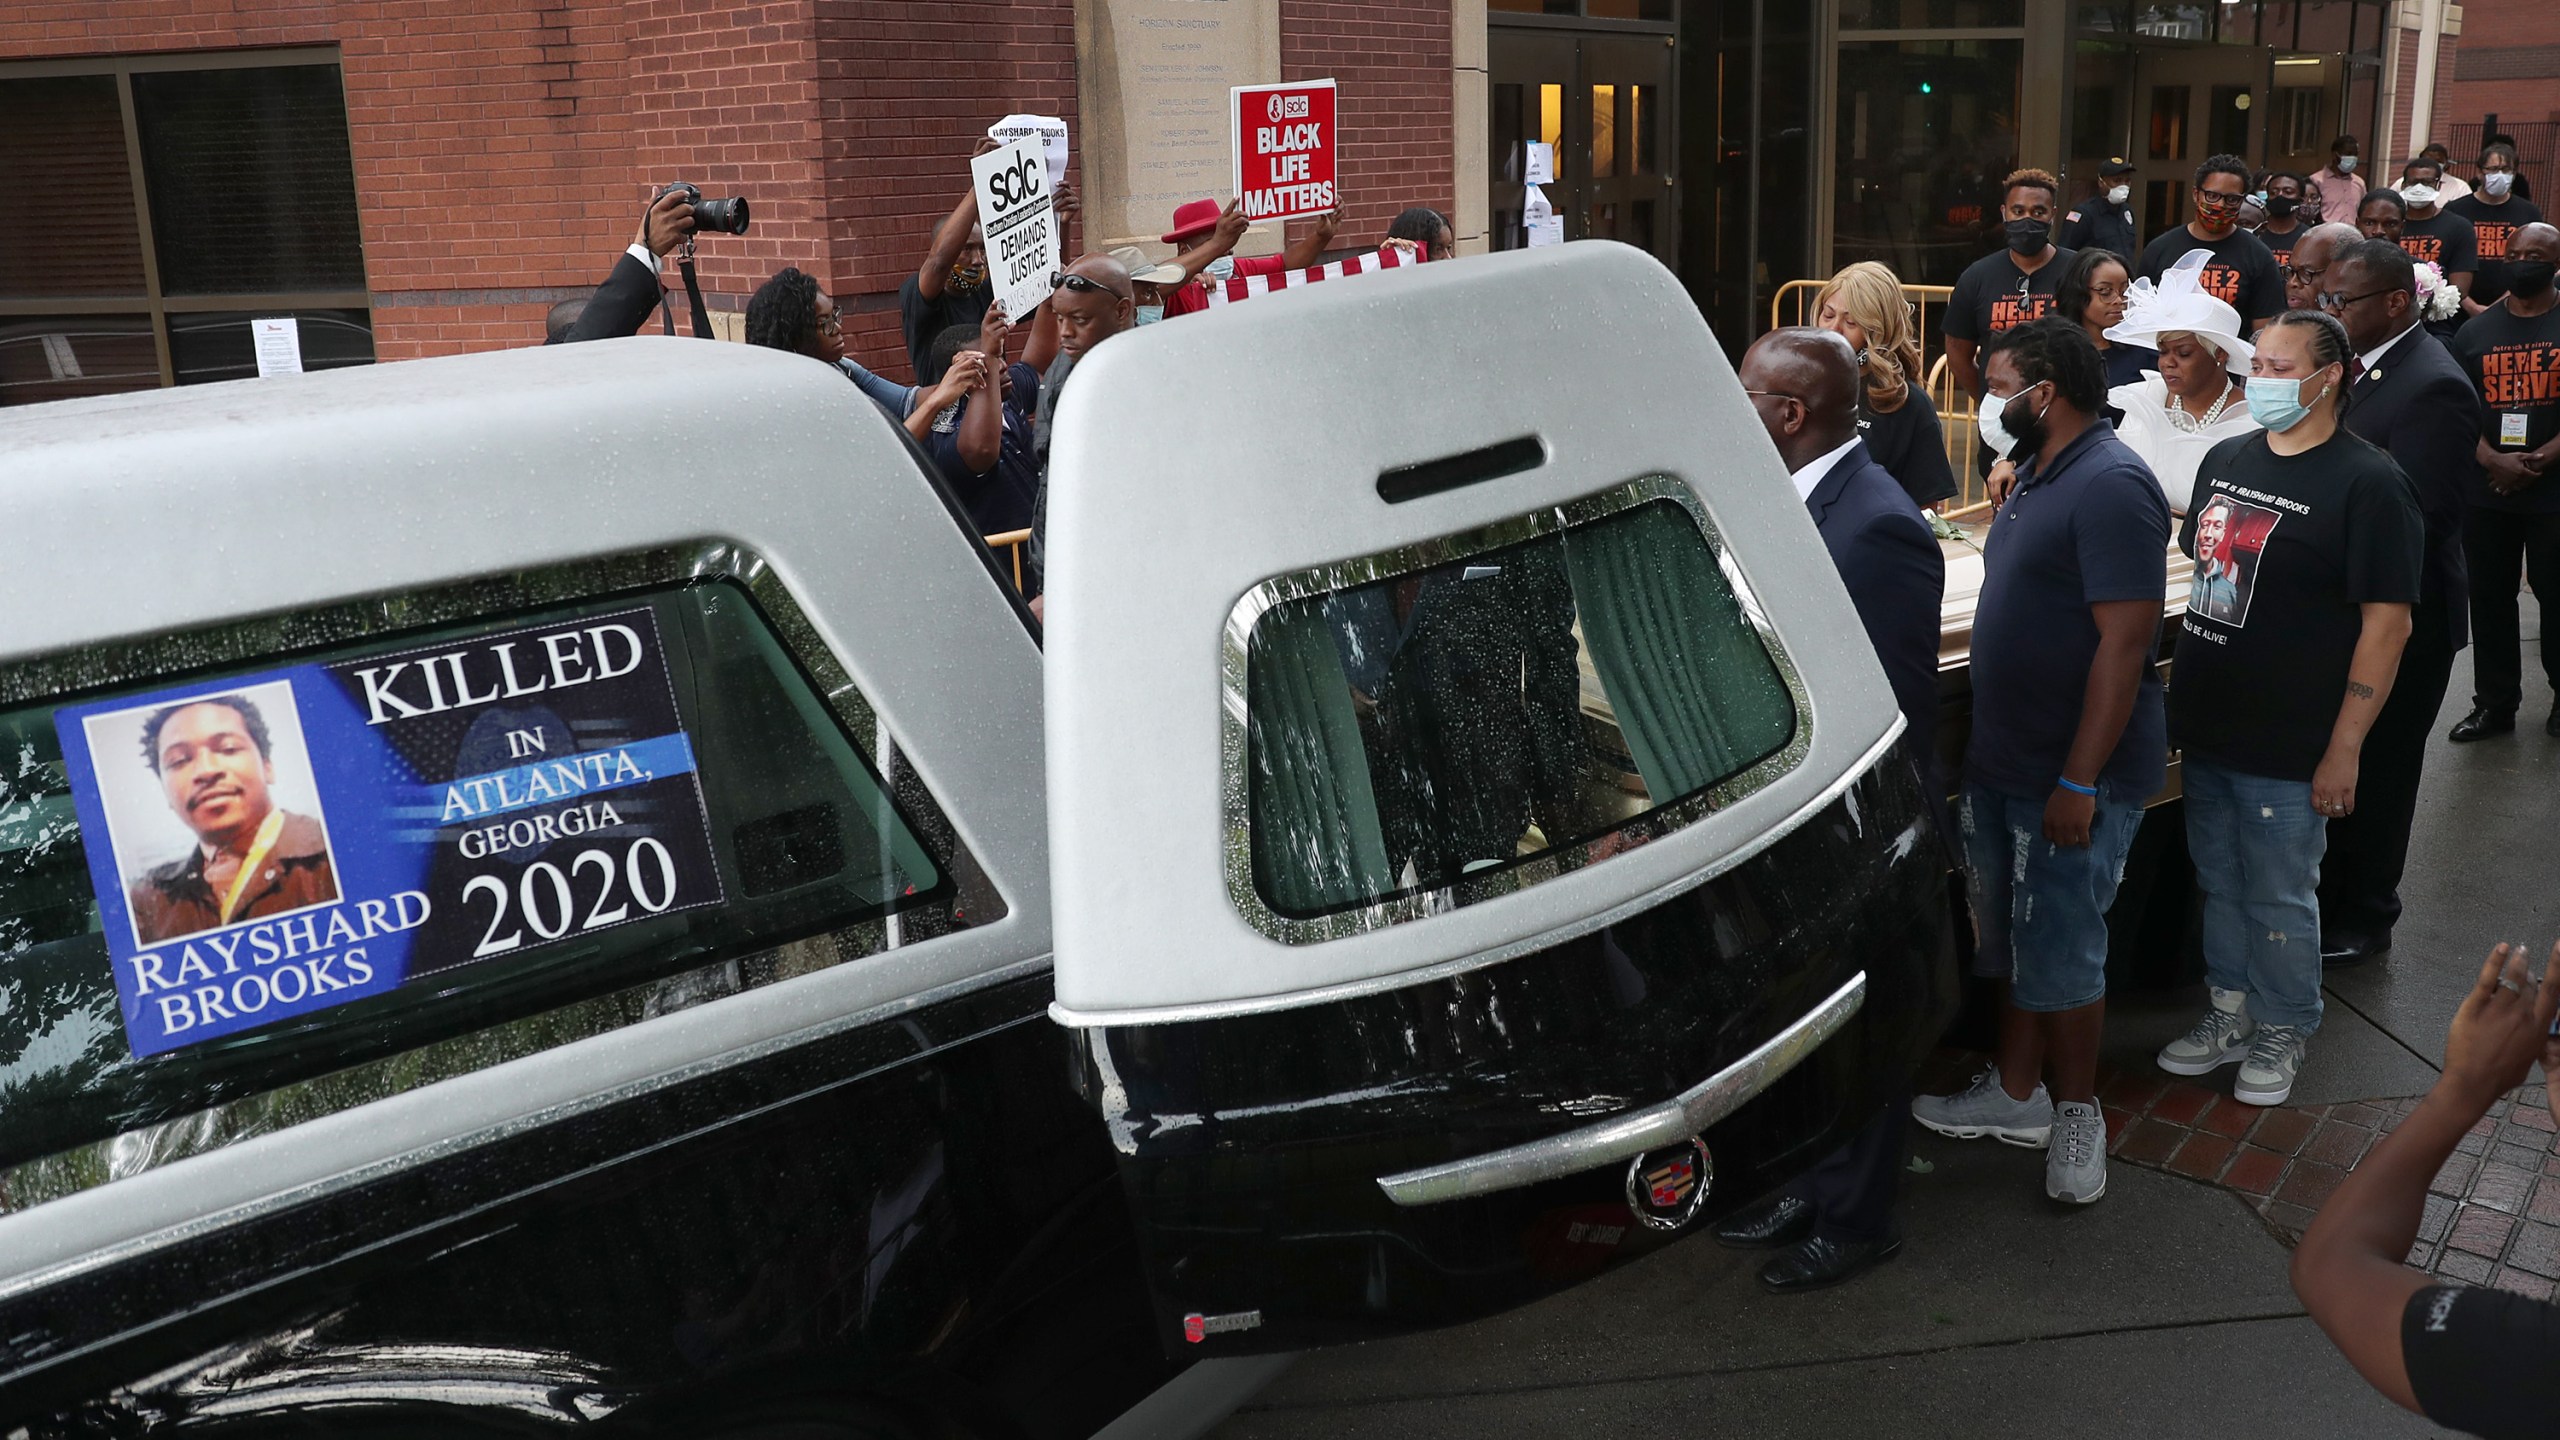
top-left (2444, 0), bottom-right (2560, 127)
top-left (3, 0), bottom-right (1454, 375)
top-left (1284, 1), bottom-right (1455, 254)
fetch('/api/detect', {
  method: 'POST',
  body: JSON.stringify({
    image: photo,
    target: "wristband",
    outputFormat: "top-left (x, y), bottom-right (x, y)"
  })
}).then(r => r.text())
top-left (2055, 776), bottom-right (2099, 797)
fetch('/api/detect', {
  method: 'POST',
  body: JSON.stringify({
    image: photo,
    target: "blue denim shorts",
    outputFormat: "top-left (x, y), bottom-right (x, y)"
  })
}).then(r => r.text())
top-left (1958, 779), bottom-right (2147, 1012)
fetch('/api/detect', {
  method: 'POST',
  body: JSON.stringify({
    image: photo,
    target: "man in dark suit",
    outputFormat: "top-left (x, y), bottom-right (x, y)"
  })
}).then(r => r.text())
top-left (2315, 238), bottom-right (2483, 964)
top-left (546, 189), bottom-right (697, 345)
top-left (1718, 327), bottom-right (1947, 1291)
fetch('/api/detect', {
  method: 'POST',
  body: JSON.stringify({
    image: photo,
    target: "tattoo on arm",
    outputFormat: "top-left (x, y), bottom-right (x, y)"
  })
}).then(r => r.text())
top-left (2347, 681), bottom-right (2376, 700)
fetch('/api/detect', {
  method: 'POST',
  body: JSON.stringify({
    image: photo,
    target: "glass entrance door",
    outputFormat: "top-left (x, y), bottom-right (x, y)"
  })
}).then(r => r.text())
top-left (1490, 25), bottom-right (1678, 270)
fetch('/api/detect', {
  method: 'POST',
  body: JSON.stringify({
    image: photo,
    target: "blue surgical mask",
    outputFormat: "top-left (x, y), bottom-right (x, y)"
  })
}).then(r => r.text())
top-left (1205, 256), bottom-right (1237, 282)
top-left (2245, 371), bottom-right (2329, 432)
top-left (1134, 304), bottom-right (1165, 326)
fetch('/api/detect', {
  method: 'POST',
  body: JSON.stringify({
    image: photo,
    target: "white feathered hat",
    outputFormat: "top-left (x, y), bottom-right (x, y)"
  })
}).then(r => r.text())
top-left (2104, 248), bottom-right (2255, 377)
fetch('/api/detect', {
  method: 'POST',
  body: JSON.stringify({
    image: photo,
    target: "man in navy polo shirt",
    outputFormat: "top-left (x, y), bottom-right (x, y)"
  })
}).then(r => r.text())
top-left (1914, 317), bottom-right (2169, 1207)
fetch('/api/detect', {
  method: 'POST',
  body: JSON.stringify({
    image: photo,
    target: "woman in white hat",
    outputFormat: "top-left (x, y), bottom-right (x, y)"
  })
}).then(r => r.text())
top-left (2105, 249), bottom-right (2263, 513)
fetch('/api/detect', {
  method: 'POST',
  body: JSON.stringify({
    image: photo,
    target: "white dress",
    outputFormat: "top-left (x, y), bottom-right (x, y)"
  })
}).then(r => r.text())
top-left (2108, 373), bottom-right (2263, 514)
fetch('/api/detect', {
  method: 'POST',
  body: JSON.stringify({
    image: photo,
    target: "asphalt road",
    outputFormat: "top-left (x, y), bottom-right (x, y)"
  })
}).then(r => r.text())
top-left (1215, 641), bottom-right (2558, 1439)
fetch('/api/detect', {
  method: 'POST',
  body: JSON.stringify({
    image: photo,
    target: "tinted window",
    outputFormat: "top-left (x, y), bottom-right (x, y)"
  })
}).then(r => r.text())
top-left (0, 581), bottom-right (957, 1175)
top-left (131, 65), bottom-right (368, 296)
top-left (1245, 497), bottom-right (1797, 920)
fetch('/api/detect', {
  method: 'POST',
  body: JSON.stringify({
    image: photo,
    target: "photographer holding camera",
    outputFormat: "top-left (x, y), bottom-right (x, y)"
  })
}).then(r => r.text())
top-left (2294, 939), bottom-right (2560, 1440)
top-left (546, 183), bottom-right (748, 345)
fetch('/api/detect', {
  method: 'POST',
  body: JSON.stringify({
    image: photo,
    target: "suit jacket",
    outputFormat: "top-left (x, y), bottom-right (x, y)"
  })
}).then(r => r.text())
top-left (547, 251), bottom-right (665, 345)
top-left (1807, 441), bottom-right (1947, 763)
top-left (2346, 325), bottom-right (2481, 649)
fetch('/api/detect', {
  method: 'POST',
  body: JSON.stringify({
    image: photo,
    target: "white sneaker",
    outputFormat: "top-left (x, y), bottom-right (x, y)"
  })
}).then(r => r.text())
top-left (2233, 1025), bottom-right (2308, 1107)
top-left (1913, 1067), bottom-right (2055, 1148)
top-left (2046, 1101), bottom-right (2108, 1205)
top-left (2158, 986), bottom-right (2255, 1076)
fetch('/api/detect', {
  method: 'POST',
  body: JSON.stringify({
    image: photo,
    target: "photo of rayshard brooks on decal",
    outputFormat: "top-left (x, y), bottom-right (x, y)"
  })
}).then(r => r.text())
top-left (55, 608), bottom-right (725, 1058)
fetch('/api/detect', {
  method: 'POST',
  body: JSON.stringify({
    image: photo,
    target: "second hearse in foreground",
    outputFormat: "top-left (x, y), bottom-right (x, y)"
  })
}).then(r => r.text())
top-left (0, 241), bottom-right (1950, 1435)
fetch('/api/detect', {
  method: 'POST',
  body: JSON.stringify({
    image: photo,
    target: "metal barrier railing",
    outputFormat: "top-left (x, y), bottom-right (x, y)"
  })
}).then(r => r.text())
top-left (1768, 279), bottom-right (1989, 514)
top-left (984, 528), bottom-right (1032, 593)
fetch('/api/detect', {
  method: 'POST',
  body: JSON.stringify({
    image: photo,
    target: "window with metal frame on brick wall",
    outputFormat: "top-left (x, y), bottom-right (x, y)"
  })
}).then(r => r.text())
top-left (0, 50), bottom-right (372, 406)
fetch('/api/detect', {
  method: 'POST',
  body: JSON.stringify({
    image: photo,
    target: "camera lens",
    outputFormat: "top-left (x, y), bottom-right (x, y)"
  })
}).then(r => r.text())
top-left (695, 197), bottom-right (751, 235)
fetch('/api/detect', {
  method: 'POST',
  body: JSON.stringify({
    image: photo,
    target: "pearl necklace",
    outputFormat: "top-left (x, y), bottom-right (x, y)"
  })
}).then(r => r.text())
top-left (2167, 380), bottom-right (2237, 434)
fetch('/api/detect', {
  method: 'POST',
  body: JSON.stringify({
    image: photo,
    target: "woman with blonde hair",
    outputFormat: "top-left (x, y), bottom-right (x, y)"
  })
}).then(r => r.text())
top-left (1814, 261), bottom-right (1958, 508)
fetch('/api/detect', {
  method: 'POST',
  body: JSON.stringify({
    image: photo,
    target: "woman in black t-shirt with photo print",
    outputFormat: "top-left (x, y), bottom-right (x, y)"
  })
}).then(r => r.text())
top-left (2155, 309), bottom-right (2425, 1109)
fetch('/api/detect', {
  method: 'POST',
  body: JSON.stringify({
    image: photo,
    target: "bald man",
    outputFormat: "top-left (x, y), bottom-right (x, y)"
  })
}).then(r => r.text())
top-left (2285, 222), bottom-right (2364, 313)
top-left (1028, 253), bottom-right (1137, 607)
top-left (2451, 221), bottom-right (2560, 740)
top-left (1716, 328), bottom-right (1944, 1292)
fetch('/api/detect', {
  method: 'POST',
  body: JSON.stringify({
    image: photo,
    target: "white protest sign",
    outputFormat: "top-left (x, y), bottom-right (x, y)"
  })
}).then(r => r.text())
top-left (971, 135), bottom-right (1063, 325)
top-left (988, 114), bottom-right (1071, 187)
top-left (1524, 186), bottom-right (1563, 247)
top-left (252, 317), bottom-right (304, 377)
top-left (1524, 141), bottom-right (1554, 185)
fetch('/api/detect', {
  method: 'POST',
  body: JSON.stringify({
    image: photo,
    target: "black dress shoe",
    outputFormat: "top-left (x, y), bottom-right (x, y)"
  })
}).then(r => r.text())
top-left (2322, 932), bottom-right (2392, 969)
top-left (1714, 1194), bottom-right (1814, 1250)
top-left (1758, 1233), bottom-right (1902, 1294)
top-left (2449, 706), bottom-right (2517, 742)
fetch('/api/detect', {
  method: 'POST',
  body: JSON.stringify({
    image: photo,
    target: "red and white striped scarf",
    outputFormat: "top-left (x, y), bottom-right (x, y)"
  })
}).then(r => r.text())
top-left (1202, 245), bottom-right (1420, 307)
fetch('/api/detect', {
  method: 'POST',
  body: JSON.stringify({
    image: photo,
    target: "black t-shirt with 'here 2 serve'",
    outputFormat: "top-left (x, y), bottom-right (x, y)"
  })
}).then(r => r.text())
top-left (2456, 299), bottom-right (2560, 514)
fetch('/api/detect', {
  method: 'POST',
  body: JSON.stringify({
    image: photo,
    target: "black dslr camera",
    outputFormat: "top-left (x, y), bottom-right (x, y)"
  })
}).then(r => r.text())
top-left (661, 182), bottom-right (750, 235)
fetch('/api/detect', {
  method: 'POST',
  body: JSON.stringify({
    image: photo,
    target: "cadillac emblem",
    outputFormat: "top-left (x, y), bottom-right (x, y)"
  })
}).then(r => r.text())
top-left (1625, 1137), bottom-right (1712, 1232)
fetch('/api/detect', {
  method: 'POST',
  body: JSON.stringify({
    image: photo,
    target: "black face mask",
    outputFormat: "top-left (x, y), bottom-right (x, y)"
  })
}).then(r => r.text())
top-left (2264, 195), bottom-right (2301, 220)
top-left (2004, 217), bottom-right (2050, 255)
top-left (2513, 261), bottom-right (2559, 299)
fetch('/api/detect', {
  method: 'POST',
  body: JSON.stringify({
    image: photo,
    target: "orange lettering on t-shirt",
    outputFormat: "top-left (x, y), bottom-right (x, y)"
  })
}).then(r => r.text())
top-left (2198, 266), bottom-right (2242, 305)
top-left (1987, 293), bottom-right (2056, 333)
top-left (2400, 234), bottom-right (2444, 265)
top-left (2479, 344), bottom-right (2560, 409)
top-left (2478, 223), bottom-right (2514, 261)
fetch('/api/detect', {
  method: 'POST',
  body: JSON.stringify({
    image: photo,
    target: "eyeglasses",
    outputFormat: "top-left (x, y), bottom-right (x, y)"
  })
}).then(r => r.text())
top-left (2317, 286), bottom-right (2398, 311)
top-left (1741, 389), bottom-right (1808, 407)
top-left (2194, 192), bottom-right (2244, 212)
top-left (1054, 273), bottom-right (1128, 300)
top-left (816, 311), bottom-right (843, 337)
top-left (2283, 263), bottom-right (2328, 286)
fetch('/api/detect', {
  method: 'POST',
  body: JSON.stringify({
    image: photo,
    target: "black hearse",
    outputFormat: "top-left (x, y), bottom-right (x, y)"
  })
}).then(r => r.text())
top-left (0, 243), bottom-right (1951, 1436)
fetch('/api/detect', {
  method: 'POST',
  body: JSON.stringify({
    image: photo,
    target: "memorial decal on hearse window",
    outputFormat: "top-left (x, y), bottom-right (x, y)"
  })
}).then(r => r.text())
top-left (57, 607), bottom-right (724, 1057)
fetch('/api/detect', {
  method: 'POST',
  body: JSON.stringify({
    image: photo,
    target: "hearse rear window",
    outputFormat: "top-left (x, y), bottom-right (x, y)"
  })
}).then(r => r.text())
top-left (1243, 494), bottom-right (1799, 922)
top-left (0, 580), bottom-right (951, 1177)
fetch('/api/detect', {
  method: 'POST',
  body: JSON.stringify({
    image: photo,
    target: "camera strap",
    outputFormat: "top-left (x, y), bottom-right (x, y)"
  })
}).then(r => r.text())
top-left (677, 253), bottom-right (715, 340)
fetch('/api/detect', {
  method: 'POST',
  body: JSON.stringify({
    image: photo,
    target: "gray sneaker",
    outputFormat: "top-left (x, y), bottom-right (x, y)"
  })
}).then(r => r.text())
top-left (1913, 1067), bottom-right (2054, 1148)
top-left (2234, 1025), bottom-right (2309, 1106)
top-left (2046, 1101), bottom-right (2107, 1204)
top-left (2158, 986), bottom-right (2254, 1076)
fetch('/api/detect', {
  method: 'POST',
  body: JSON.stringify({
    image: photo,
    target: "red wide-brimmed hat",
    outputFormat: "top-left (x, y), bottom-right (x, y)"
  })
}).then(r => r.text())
top-left (1163, 198), bottom-right (1222, 245)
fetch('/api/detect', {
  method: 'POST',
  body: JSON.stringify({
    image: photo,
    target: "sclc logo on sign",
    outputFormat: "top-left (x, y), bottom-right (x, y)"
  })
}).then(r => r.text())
top-left (969, 134), bottom-right (1064, 330)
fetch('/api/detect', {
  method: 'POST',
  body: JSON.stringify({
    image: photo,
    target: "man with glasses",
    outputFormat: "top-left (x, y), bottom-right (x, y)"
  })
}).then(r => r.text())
top-left (2311, 240), bottom-right (2484, 966)
top-left (2451, 145), bottom-right (2547, 319)
top-left (2285, 223), bottom-right (2366, 314)
top-left (2139, 154), bottom-right (2285, 334)
top-left (2393, 158), bottom-right (2478, 338)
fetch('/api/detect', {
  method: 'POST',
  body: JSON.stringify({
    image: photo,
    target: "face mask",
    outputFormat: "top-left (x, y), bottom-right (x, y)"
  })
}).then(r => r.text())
top-left (1133, 304), bottom-right (1165, 326)
top-left (2106, 184), bottom-right (2130, 207)
top-left (2245, 371), bottom-right (2330, 432)
top-left (2510, 261), bottom-right (2558, 299)
top-left (2402, 184), bottom-right (2440, 209)
top-left (2264, 195), bottom-right (2300, 220)
top-left (1205, 256), bottom-right (1237, 282)
top-left (949, 263), bottom-right (986, 291)
top-left (2003, 217), bottom-right (2049, 255)
top-left (2484, 172), bottom-right (2516, 199)
top-left (2337, 155), bottom-right (2359, 173)
top-left (1977, 385), bottom-right (2049, 460)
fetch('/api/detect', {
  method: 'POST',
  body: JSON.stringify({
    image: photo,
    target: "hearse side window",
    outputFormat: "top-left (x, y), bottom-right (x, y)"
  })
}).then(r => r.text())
top-left (0, 579), bottom-right (957, 1181)
top-left (1244, 493), bottom-right (1798, 922)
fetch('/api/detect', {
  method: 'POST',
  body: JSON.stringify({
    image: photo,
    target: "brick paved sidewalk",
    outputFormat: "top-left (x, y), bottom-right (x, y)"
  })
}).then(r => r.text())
top-left (1919, 1050), bottom-right (2560, 1299)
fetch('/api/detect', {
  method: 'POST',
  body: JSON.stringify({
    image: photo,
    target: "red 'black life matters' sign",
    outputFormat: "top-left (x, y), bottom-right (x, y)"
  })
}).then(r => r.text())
top-left (1231, 79), bottom-right (1337, 224)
